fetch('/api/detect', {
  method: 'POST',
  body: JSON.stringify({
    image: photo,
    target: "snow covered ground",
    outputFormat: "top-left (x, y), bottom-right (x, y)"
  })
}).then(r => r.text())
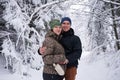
top-left (0, 51), bottom-right (120, 80)
top-left (0, 53), bottom-right (43, 80)
top-left (77, 55), bottom-right (110, 80)
top-left (1, 0), bottom-right (120, 80)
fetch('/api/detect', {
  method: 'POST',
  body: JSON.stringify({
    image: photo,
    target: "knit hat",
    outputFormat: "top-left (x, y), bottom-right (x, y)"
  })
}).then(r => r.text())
top-left (61, 17), bottom-right (72, 25)
top-left (49, 19), bottom-right (61, 29)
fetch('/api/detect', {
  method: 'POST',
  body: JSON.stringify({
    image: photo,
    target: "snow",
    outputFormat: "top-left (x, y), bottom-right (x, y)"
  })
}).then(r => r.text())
top-left (0, 0), bottom-right (120, 80)
top-left (77, 55), bottom-right (110, 80)
top-left (0, 53), bottom-right (43, 80)
top-left (0, 50), bottom-right (120, 80)
top-left (77, 50), bottom-right (120, 80)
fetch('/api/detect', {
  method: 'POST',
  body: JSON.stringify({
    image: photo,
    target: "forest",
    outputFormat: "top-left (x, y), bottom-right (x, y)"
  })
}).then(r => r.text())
top-left (0, 0), bottom-right (120, 80)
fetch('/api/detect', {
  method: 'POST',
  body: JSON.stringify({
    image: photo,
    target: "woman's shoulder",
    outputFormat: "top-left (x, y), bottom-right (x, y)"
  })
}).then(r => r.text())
top-left (44, 37), bottom-right (54, 44)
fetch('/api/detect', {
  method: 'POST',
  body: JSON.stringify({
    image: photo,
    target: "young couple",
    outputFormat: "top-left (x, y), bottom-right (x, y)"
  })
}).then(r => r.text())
top-left (38, 17), bottom-right (82, 80)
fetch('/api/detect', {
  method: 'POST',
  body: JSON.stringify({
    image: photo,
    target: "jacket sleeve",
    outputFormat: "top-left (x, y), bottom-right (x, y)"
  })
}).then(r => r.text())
top-left (66, 36), bottom-right (82, 64)
top-left (38, 48), bottom-right (41, 55)
top-left (53, 54), bottom-right (66, 64)
top-left (42, 38), bottom-right (55, 64)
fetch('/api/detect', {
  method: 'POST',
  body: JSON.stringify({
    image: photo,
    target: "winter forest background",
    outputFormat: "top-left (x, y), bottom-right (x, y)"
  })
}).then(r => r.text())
top-left (0, 0), bottom-right (120, 80)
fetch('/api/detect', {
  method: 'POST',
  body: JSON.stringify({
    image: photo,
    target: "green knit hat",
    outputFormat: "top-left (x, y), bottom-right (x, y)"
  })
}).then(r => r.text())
top-left (49, 19), bottom-right (61, 29)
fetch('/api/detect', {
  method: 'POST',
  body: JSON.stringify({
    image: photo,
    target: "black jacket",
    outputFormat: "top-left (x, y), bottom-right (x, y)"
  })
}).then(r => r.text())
top-left (60, 28), bottom-right (82, 68)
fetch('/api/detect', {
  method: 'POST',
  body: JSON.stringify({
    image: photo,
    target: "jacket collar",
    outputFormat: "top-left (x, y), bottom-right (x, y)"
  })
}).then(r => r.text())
top-left (45, 30), bottom-right (59, 40)
top-left (62, 28), bottom-right (74, 37)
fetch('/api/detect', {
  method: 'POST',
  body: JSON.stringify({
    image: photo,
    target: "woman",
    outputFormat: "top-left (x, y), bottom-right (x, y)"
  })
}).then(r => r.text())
top-left (40, 19), bottom-right (67, 80)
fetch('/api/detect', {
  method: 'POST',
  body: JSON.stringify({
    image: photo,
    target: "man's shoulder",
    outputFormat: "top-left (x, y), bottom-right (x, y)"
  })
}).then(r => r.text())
top-left (71, 35), bottom-right (80, 39)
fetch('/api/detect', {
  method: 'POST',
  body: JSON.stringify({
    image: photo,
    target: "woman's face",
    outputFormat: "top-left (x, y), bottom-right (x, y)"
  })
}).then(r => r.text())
top-left (53, 26), bottom-right (62, 35)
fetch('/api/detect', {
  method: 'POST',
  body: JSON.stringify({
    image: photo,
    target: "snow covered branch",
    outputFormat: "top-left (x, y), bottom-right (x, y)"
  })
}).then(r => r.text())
top-left (90, 0), bottom-right (98, 12)
top-left (0, 31), bottom-right (16, 38)
top-left (100, 6), bottom-right (120, 15)
top-left (114, 17), bottom-right (120, 21)
top-left (102, 0), bottom-right (120, 6)
top-left (28, 0), bottom-right (68, 24)
top-left (73, 3), bottom-right (92, 7)
top-left (116, 39), bottom-right (120, 42)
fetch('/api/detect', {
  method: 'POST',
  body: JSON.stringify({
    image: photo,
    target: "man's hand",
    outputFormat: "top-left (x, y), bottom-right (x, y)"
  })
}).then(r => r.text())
top-left (63, 59), bottom-right (69, 64)
top-left (39, 47), bottom-right (46, 55)
top-left (59, 59), bottom-right (69, 64)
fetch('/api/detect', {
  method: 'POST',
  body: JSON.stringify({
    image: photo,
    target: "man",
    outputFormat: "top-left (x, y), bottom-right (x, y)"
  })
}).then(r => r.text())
top-left (60, 17), bottom-right (82, 80)
top-left (39, 17), bottom-right (82, 80)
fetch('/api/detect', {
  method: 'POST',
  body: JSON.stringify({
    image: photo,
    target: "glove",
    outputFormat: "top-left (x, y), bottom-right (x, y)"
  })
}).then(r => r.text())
top-left (53, 63), bottom-right (65, 76)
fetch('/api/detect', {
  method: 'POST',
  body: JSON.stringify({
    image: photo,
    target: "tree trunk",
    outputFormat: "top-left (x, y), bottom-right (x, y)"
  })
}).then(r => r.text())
top-left (110, 0), bottom-right (120, 50)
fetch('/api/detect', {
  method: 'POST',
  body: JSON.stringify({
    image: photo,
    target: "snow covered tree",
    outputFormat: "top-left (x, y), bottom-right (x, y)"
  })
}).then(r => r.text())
top-left (86, 0), bottom-right (120, 52)
top-left (0, 0), bottom-right (68, 74)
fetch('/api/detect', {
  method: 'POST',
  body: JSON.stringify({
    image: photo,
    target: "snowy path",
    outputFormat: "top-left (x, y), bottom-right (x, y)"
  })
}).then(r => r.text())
top-left (0, 52), bottom-right (113, 80)
top-left (76, 58), bottom-right (109, 80)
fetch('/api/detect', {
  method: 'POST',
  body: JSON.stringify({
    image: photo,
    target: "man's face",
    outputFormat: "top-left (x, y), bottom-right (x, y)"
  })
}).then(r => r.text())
top-left (61, 21), bottom-right (71, 32)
